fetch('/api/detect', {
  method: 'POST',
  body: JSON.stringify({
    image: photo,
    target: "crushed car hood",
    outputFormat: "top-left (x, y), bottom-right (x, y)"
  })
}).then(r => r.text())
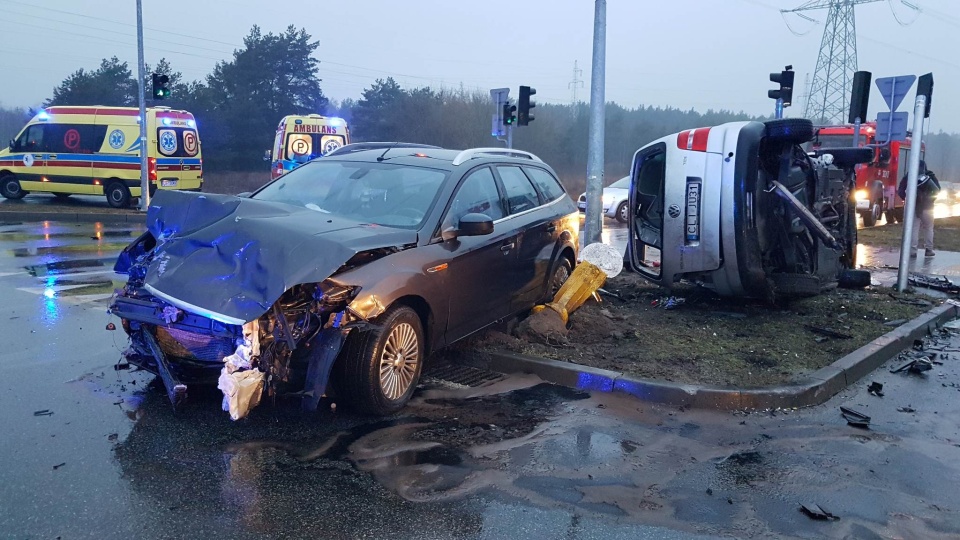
top-left (129, 190), bottom-right (417, 324)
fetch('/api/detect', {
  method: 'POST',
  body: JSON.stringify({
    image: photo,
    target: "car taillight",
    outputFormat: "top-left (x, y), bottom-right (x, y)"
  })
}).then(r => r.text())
top-left (148, 157), bottom-right (157, 181)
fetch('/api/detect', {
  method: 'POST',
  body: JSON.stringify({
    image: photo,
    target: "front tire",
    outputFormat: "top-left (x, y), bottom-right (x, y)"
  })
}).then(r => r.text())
top-left (1, 175), bottom-right (26, 200)
top-left (862, 200), bottom-right (881, 227)
top-left (105, 181), bottom-right (131, 208)
top-left (615, 201), bottom-right (629, 223)
top-left (338, 305), bottom-right (424, 415)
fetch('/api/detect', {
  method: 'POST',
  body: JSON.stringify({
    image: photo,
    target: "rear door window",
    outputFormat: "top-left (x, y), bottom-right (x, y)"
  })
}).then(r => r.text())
top-left (497, 166), bottom-right (542, 214)
top-left (157, 127), bottom-right (200, 157)
top-left (523, 167), bottom-right (566, 201)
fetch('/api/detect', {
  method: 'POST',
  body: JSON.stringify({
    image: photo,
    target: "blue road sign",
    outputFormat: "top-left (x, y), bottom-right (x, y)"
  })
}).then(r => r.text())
top-left (875, 75), bottom-right (916, 112)
top-left (875, 111), bottom-right (910, 143)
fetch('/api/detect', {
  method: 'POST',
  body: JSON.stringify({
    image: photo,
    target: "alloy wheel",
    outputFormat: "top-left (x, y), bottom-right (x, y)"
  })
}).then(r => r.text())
top-left (378, 322), bottom-right (419, 400)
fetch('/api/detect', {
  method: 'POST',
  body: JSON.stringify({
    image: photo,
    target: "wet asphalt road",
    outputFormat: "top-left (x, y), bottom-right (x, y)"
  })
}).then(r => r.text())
top-left (2, 219), bottom-right (960, 539)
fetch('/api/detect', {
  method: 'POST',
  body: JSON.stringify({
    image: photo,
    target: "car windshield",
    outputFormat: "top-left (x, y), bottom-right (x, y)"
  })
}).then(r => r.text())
top-left (609, 177), bottom-right (630, 189)
top-left (253, 160), bottom-right (448, 229)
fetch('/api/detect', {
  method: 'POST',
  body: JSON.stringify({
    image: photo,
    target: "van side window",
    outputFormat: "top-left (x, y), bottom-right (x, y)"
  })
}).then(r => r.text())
top-left (497, 165), bottom-right (542, 214)
top-left (44, 124), bottom-right (107, 154)
top-left (15, 125), bottom-right (45, 152)
top-left (523, 167), bottom-right (565, 201)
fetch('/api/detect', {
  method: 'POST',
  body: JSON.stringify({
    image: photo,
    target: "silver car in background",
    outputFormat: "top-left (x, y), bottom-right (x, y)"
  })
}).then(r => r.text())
top-left (577, 176), bottom-right (631, 223)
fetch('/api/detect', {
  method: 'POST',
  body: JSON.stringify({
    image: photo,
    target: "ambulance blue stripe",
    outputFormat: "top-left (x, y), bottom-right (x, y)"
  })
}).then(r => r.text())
top-left (2, 153), bottom-right (201, 165)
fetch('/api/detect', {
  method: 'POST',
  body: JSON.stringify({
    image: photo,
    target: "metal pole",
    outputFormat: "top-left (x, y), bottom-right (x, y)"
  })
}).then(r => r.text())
top-left (507, 124), bottom-right (513, 150)
top-left (775, 98), bottom-right (784, 119)
top-left (584, 0), bottom-right (606, 246)
top-left (136, 0), bottom-right (149, 211)
top-left (896, 95), bottom-right (927, 292)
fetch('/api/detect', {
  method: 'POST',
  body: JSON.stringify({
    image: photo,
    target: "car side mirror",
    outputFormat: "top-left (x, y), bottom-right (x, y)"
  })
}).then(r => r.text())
top-left (8, 139), bottom-right (14, 151)
top-left (263, 149), bottom-right (272, 161)
top-left (237, 192), bottom-right (252, 198)
top-left (458, 213), bottom-right (494, 237)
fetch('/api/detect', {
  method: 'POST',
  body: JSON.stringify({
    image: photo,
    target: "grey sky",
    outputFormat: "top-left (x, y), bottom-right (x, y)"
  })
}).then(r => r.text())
top-left (0, 0), bottom-right (957, 132)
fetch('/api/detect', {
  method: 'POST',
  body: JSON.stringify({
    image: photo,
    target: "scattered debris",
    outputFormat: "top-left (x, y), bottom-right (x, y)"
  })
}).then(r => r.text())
top-left (867, 382), bottom-right (884, 397)
top-left (908, 273), bottom-right (960, 294)
top-left (653, 296), bottom-right (685, 310)
top-left (891, 358), bottom-right (934, 375)
top-left (52, 462), bottom-right (66, 470)
top-left (105, 322), bottom-right (116, 331)
top-left (107, 433), bottom-right (119, 441)
top-left (33, 410), bottom-right (54, 417)
top-left (706, 488), bottom-right (713, 496)
top-left (943, 319), bottom-right (960, 331)
top-left (800, 502), bottom-right (840, 521)
top-left (884, 319), bottom-right (907, 327)
top-left (804, 325), bottom-right (853, 340)
top-left (897, 407), bottom-right (916, 413)
top-left (597, 288), bottom-right (622, 300)
top-left (839, 406), bottom-right (870, 428)
top-left (113, 362), bottom-right (130, 371)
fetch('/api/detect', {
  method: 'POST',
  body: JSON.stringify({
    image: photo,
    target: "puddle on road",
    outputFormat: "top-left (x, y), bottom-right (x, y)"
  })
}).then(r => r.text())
top-left (25, 257), bottom-right (115, 276)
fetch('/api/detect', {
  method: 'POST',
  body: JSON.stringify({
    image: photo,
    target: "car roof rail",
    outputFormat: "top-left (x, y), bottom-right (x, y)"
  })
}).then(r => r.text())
top-left (325, 142), bottom-right (442, 157)
top-left (451, 148), bottom-right (544, 166)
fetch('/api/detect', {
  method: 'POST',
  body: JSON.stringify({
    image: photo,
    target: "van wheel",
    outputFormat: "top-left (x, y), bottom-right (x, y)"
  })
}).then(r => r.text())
top-left (337, 305), bottom-right (424, 415)
top-left (105, 182), bottom-right (131, 208)
top-left (0, 175), bottom-right (26, 200)
top-left (861, 201), bottom-right (881, 227)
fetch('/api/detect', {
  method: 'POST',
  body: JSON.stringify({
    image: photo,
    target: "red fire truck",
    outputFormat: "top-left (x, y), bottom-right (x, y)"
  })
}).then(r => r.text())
top-left (810, 122), bottom-right (924, 226)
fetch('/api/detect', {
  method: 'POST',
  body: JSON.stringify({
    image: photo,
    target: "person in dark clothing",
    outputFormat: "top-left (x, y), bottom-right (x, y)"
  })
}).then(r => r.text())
top-left (898, 159), bottom-right (941, 257)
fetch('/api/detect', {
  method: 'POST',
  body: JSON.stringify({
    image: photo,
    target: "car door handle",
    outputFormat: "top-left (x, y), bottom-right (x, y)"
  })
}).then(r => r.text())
top-left (545, 224), bottom-right (556, 233)
top-left (500, 242), bottom-right (515, 253)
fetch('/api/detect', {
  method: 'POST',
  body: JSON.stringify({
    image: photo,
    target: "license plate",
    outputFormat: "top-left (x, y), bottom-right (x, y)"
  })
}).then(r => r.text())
top-left (685, 179), bottom-right (701, 243)
top-left (161, 179), bottom-right (178, 187)
top-left (578, 202), bottom-right (586, 210)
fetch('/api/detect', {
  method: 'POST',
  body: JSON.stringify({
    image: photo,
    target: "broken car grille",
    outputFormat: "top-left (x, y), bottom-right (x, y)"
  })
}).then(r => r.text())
top-left (155, 326), bottom-right (236, 363)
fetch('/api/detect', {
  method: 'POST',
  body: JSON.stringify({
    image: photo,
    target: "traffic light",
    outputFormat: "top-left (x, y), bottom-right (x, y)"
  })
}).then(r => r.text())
top-left (152, 73), bottom-right (170, 100)
top-left (518, 85), bottom-right (536, 126)
top-left (768, 66), bottom-right (795, 107)
top-left (503, 100), bottom-right (517, 126)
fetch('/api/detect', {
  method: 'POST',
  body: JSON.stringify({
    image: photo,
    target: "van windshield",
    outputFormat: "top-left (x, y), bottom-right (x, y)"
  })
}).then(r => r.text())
top-left (253, 160), bottom-right (447, 229)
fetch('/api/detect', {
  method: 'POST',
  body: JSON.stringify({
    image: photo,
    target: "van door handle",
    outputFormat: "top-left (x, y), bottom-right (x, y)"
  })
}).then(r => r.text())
top-left (48, 155), bottom-right (57, 160)
top-left (500, 242), bottom-right (515, 253)
top-left (545, 224), bottom-right (556, 233)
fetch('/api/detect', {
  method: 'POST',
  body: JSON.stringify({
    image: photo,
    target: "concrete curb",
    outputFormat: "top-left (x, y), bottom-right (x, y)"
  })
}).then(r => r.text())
top-left (479, 303), bottom-right (959, 410)
top-left (0, 210), bottom-right (144, 224)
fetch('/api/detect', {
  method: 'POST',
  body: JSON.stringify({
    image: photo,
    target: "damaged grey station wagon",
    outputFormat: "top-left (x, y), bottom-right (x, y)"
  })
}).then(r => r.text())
top-left (110, 144), bottom-right (580, 419)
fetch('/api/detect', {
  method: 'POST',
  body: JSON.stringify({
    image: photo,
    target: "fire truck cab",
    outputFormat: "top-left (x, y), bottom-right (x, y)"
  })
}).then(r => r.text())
top-left (809, 122), bottom-right (923, 227)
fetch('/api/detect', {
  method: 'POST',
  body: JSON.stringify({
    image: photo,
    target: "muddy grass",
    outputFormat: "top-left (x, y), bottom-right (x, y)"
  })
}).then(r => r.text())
top-left (857, 215), bottom-right (960, 252)
top-left (462, 273), bottom-right (938, 388)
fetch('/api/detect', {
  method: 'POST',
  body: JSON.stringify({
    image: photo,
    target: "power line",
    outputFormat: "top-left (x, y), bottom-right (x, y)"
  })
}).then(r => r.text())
top-left (568, 60), bottom-right (584, 105)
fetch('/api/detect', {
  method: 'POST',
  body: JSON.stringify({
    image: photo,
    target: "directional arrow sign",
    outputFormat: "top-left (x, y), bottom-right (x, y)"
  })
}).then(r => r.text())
top-left (875, 111), bottom-right (910, 143)
top-left (875, 75), bottom-right (916, 112)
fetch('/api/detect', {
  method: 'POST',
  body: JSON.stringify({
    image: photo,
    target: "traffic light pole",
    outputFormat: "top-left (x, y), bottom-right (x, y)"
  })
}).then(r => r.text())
top-left (896, 95), bottom-right (928, 292)
top-left (584, 0), bottom-right (606, 246)
top-left (506, 125), bottom-right (513, 149)
top-left (136, 0), bottom-right (149, 211)
top-left (775, 98), bottom-right (784, 119)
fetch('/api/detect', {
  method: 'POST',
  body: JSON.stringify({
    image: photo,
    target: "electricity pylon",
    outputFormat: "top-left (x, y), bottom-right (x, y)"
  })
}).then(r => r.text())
top-left (781, 0), bottom-right (888, 124)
